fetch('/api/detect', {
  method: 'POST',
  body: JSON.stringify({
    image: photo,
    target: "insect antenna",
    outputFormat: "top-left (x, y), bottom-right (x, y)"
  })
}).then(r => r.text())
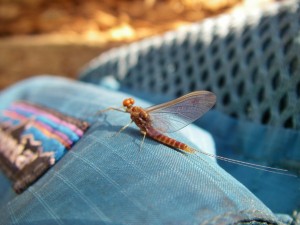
top-left (189, 147), bottom-right (297, 177)
top-left (95, 106), bottom-right (126, 116)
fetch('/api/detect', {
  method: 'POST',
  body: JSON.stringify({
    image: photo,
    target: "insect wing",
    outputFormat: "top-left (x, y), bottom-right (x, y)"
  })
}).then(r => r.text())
top-left (146, 91), bottom-right (216, 133)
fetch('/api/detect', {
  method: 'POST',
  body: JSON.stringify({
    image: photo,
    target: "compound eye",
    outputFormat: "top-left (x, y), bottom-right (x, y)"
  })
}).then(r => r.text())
top-left (123, 98), bottom-right (135, 107)
top-left (129, 98), bottom-right (135, 105)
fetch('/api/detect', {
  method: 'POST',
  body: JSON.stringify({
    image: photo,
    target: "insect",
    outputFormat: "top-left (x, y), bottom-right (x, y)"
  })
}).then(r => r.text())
top-left (99, 91), bottom-right (294, 176)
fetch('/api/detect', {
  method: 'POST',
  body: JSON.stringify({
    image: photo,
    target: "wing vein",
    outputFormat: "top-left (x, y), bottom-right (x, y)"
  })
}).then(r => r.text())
top-left (147, 91), bottom-right (216, 133)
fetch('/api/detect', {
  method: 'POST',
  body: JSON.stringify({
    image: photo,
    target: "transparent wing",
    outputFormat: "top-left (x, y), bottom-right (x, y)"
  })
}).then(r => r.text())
top-left (146, 91), bottom-right (216, 133)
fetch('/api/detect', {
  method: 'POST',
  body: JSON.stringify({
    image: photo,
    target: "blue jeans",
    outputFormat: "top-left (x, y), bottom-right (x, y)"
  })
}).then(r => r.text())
top-left (0, 76), bottom-right (298, 225)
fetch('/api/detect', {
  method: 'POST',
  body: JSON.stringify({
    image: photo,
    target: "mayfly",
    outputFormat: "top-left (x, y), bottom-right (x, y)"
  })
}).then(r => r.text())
top-left (99, 91), bottom-right (294, 176)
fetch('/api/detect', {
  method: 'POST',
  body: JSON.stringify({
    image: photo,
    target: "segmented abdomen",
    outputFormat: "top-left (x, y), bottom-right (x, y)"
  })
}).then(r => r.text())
top-left (147, 127), bottom-right (195, 153)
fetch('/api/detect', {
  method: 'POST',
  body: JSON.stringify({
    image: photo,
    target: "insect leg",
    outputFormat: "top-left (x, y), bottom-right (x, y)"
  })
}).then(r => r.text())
top-left (112, 120), bottom-right (133, 137)
top-left (139, 131), bottom-right (147, 151)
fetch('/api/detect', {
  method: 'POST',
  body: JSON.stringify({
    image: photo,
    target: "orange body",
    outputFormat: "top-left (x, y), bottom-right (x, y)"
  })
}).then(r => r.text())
top-left (146, 127), bottom-right (195, 153)
top-left (123, 99), bottom-right (195, 153)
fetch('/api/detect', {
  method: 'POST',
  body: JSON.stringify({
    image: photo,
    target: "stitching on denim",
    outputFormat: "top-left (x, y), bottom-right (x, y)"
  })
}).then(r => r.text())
top-left (93, 135), bottom-right (193, 207)
top-left (81, 136), bottom-right (193, 222)
top-left (54, 171), bottom-right (111, 224)
top-left (28, 188), bottom-right (64, 225)
top-left (71, 139), bottom-right (160, 205)
top-left (69, 150), bottom-right (162, 223)
top-left (7, 201), bottom-right (18, 225)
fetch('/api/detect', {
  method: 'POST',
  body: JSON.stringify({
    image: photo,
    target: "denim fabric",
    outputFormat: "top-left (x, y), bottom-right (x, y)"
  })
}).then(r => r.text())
top-left (0, 76), bottom-right (284, 225)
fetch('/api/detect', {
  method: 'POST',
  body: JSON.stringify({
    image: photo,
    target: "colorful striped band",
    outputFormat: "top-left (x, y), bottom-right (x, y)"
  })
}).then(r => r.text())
top-left (0, 101), bottom-right (89, 193)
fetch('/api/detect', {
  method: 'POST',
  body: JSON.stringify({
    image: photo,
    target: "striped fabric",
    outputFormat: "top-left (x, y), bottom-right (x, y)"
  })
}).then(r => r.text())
top-left (0, 101), bottom-right (89, 193)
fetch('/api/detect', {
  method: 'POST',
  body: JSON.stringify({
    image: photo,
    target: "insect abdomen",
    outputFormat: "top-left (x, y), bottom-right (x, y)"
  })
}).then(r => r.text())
top-left (147, 128), bottom-right (195, 153)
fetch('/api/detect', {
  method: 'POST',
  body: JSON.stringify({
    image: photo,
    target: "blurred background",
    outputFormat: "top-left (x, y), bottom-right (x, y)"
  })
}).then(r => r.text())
top-left (0, 0), bottom-right (275, 89)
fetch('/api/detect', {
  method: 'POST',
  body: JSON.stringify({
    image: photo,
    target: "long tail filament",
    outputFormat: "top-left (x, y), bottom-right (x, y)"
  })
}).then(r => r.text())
top-left (186, 147), bottom-right (296, 177)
